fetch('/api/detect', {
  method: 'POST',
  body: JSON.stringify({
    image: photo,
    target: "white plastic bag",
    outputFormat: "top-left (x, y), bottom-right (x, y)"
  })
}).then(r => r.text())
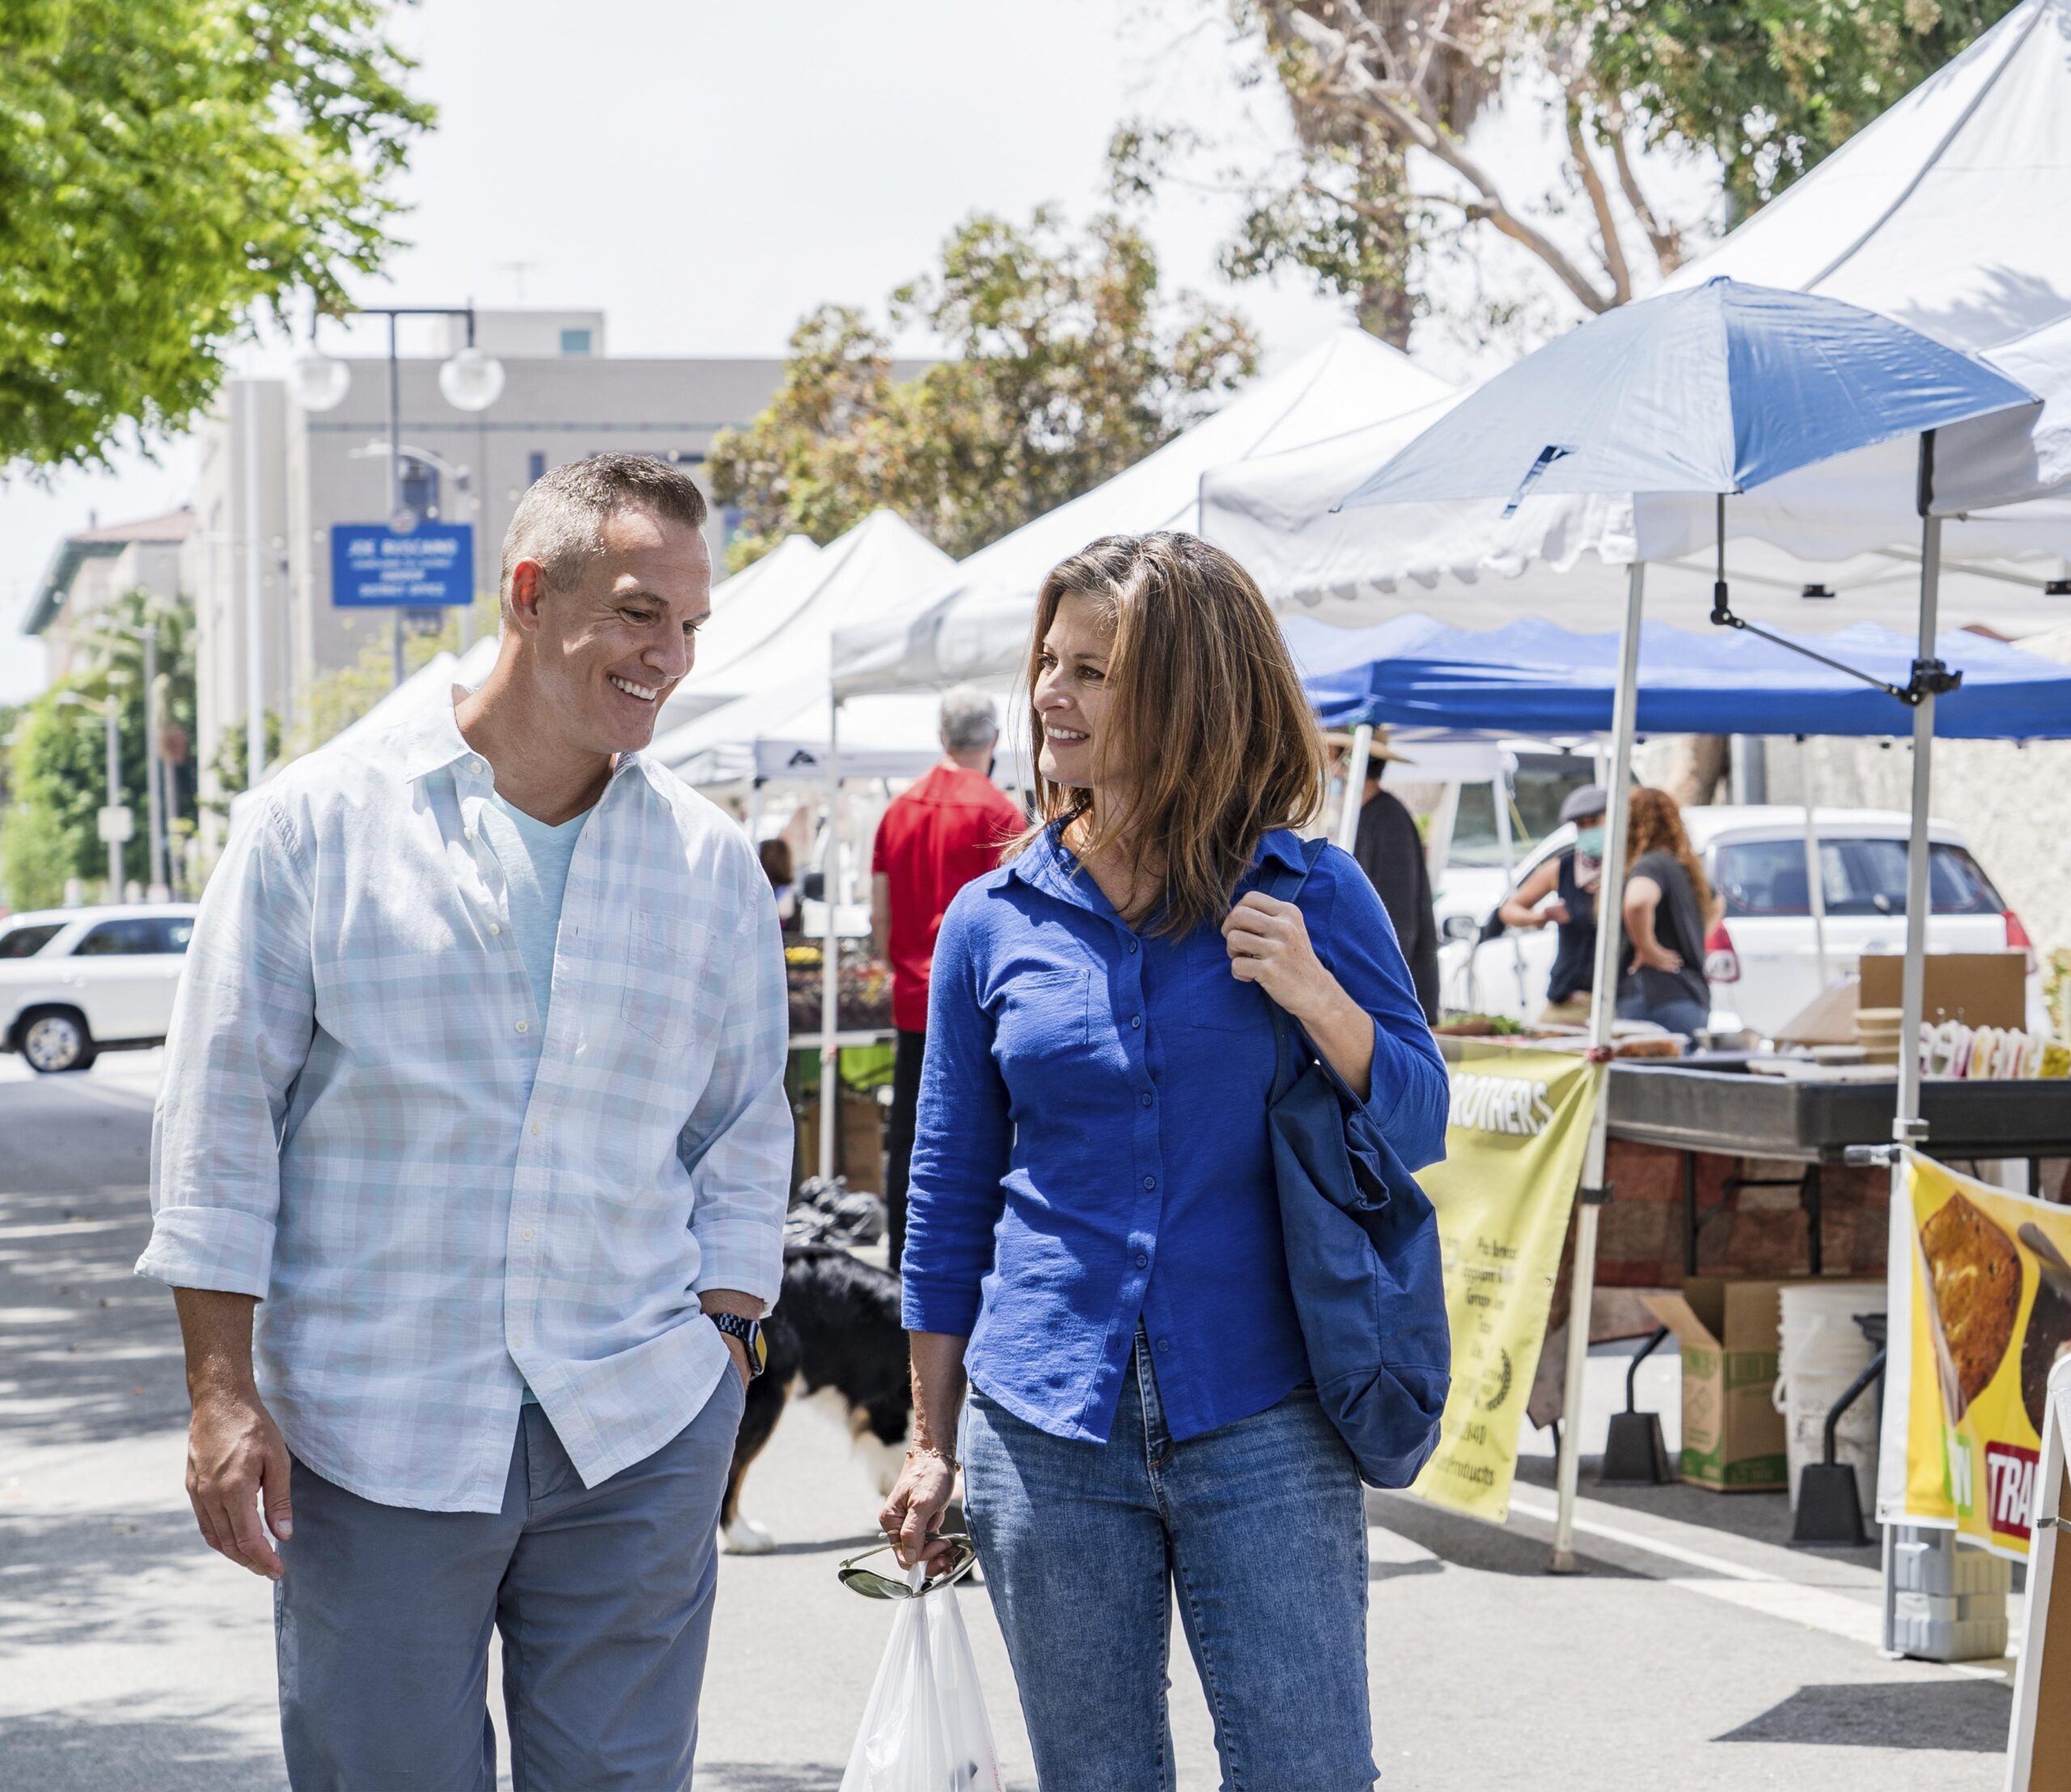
top-left (839, 1570), bottom-right (1003, 1792)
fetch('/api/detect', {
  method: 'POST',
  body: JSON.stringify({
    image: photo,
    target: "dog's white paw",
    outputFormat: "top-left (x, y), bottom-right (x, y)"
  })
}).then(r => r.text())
top-left (722, 1516), bottom-right (777, 1557)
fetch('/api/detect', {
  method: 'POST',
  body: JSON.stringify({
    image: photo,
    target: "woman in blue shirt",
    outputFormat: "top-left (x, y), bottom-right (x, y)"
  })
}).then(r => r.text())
top-left (880, 532), bottom-right (1447, 1792)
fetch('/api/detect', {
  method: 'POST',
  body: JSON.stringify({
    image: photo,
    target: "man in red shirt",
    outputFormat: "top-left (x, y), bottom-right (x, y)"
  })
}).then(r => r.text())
top-left (872, 687), bottom-right (1023, 1269)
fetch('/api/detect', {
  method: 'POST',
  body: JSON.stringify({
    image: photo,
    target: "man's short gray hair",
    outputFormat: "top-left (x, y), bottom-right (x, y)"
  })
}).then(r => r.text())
top-left (498, 452), bottom-right (709, 608)
top-left (938, 685), bottom-right (1000, 751)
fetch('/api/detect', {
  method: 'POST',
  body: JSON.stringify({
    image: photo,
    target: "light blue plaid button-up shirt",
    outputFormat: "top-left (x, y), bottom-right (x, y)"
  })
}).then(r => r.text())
top-left (138, 685), bottom-right (791, 1512)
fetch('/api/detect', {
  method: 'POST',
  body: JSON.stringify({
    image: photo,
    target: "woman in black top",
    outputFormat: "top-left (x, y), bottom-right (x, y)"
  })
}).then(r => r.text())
top-left (1497, 783), bottom-right (1606, 1023)
top-left (1617, 786), bottom-right (1714, 1036)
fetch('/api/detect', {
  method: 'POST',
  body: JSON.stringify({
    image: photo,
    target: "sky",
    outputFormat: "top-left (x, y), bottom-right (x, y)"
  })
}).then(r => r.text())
top-left (0, 1), bottom-right (1719, 704)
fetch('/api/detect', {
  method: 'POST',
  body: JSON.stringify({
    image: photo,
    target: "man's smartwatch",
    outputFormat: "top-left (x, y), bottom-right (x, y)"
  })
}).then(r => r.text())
top-left (710, 1312), bottom-right (767, 1379)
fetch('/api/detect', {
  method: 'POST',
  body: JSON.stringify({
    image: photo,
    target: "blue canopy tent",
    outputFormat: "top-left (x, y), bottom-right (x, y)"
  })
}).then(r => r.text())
top-left (1290, 616), bottom-right (2071, 740)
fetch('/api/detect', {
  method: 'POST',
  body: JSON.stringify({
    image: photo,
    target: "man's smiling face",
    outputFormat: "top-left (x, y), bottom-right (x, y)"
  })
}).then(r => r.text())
top-left (512, 506), bottom-right (712, 758)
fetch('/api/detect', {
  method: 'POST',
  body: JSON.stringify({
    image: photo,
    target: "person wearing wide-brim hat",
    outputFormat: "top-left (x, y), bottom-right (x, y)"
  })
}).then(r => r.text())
top-left (1344, 728), bottom-right (1441, 1024)
top-left (1498, 782), bottom-right (1607, 1024)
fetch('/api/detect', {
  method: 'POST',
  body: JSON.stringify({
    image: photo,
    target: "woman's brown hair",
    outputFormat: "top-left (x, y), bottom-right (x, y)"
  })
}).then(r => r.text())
top-left (1624, 786), bottom-right (1716, 920)
top-left (1019, 532), bottom-right (1324, 937)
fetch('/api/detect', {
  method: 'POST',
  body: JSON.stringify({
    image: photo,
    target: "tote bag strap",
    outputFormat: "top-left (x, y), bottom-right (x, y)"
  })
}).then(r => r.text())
top-left (1257, 835), bottom-right (1331, 1104)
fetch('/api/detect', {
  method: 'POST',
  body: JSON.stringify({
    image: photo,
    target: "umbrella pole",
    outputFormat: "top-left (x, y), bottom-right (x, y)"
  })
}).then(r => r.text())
top-left (1878, 438), bottom-right (1943, 1651)
top-left (819, 693), bottom-right (844, 1185)
top-left (1552, 560), bottom-right (1645, 1573)
top-left (1336, 722), bottom-right (1374, 852)
top-left (1805, 801), bottom-right (1830, 989)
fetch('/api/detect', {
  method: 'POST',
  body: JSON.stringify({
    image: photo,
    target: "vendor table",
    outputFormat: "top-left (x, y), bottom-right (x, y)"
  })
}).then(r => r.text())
top-left (1607, 1061), bottom-right (2071, 1274)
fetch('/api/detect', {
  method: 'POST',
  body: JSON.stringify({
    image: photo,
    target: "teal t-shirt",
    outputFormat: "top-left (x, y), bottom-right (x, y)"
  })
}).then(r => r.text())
top-left (474, 786), bottom-right (591, 1404)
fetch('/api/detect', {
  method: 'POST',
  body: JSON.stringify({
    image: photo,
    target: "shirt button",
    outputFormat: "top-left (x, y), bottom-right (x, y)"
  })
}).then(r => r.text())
top-left (1136, 1252), bottom-right (1149, 1269)
top-left (1140, 1091), bottom-right (1154, 1108)
top-left (472, 759), bottom-right (485, 775)
top-left (1127, 940), bottom-right (1139, 955)
top-left (488, 921), bottom-right (502, 936)
top-left (464, 827), bottom-right (478, 842)
top-left (515, 1019), bottom-right (530, 1035)
top-left (1157, 1337), bottom-right (1171, 1354)
top-left (521, 1227), bottom-right (535, 1242)
top-left (531, 1121), bottom-right (544, 1136)
top-left (1142, 1175), bottom-right (1157, 1190)
top-left (1130, 1015), bottom-right (1142, 1030)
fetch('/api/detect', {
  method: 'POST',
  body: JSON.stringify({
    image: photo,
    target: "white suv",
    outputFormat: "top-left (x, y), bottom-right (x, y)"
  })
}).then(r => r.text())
top-left (0, 904), bottom-right (197, 1073)
top-left (1437, 807), bottom-right (2039, 1039)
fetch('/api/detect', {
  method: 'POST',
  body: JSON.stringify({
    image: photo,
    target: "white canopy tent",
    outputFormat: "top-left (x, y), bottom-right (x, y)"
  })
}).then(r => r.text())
top-left (650, 532), bottom-right (831, 731)
top-left (654, 676), bottom-right (947, 789)
top-left (655, 510), bottom-right (953, 738)
top-left (829, 328), bottom-right (1456, 697)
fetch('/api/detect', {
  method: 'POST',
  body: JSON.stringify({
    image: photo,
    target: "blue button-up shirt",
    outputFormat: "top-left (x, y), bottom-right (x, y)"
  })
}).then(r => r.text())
top-left (901, 826), bottom-right (1447, 1446)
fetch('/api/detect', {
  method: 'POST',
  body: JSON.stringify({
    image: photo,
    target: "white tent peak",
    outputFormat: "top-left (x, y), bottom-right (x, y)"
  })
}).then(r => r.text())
top-left (831, 328), bottom-right (1455, 696)
top-left (654, 507), bottom-right (953, 740)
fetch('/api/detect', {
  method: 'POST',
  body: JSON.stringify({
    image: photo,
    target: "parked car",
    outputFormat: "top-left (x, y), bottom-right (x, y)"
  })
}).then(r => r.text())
top-left (1437, 807), bottom-right (2040, 1039)
top-left (0, 904), bottom-right (198, 1072)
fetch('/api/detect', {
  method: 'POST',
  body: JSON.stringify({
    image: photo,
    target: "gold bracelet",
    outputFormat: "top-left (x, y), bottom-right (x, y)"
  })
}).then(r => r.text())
top-left (908, 1441), bottom-right (959, 1472)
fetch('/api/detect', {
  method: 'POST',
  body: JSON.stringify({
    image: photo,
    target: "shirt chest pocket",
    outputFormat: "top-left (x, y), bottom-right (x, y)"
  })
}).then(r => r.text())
top-left (993, 968), bottom-right (1092, 1065)
top-left (621, 908), bottom-right (714, 1049)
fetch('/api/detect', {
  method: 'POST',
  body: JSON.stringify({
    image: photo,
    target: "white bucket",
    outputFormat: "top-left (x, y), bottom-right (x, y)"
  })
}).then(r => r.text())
top-left (1773, 1281), bottom-right (1887, 1513)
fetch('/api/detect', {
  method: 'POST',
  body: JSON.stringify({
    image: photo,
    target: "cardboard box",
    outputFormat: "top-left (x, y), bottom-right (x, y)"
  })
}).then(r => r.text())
top-left (1643, 1277), bottom-right (1811, 1491)
top-left (1858, 951), bottom-right (2026, 1030)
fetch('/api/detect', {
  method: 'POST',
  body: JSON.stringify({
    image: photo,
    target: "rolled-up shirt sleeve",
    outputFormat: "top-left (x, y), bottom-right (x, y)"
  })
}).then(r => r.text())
top-left (900, 893), bottom-right (1010, 1337)
top-left (1311, 845), bottom-right (1451, 1172)
top-left (681, 878), bottom-right (790, 1313)
top-left (138, 799), bottom-right (317, 1298)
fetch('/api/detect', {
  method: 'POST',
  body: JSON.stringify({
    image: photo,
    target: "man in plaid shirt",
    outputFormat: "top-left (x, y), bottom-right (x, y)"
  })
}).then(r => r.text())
top-left (138, 455), bottom-right (790, 1790)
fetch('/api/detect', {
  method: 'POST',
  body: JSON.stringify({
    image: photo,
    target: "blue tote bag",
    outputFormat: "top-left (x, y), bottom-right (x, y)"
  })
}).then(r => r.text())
top-left (1260, 843), bottom-right (1451, 1489)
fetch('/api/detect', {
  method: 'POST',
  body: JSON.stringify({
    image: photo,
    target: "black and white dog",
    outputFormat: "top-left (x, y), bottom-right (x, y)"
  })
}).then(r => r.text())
top-left (722, 1243), bottom-right (913, 1555)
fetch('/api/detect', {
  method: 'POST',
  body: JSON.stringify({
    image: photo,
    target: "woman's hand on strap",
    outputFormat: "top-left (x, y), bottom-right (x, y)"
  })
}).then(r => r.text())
top-left (1222, 892), bottom-right (1375, 1100)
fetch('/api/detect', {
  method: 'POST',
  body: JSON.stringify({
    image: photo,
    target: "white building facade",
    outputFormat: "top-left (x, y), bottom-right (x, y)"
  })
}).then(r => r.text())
top-left (184, 310), bottom-right (787, 839)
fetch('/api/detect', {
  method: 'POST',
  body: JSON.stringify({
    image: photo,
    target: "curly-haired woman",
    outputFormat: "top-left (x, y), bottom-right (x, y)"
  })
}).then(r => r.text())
top-left (879, 532), bottom-right (1448, 1792)
top-left (1617, 785), bottom-right (1717, 1036)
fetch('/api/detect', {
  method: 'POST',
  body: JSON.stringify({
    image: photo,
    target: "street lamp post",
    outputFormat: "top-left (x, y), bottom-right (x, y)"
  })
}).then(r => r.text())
top-left (289, 307), bottom-right (503, 689)
top-left (142, 621), bottom-right (167, 896)
top-left (103, 693), bottom-right (121, 897)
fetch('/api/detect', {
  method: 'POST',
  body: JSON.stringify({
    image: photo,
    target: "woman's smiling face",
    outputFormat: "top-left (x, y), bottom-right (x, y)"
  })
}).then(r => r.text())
top-left (1034, 589), bottom-right (1119, 795)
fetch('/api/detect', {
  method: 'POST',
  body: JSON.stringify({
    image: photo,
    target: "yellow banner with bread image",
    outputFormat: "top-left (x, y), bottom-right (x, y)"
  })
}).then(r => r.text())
top-left (1904, 1155), bottom-right (2071, 1559)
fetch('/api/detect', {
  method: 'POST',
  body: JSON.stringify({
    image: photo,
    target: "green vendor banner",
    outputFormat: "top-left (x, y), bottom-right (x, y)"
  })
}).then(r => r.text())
top-left (1412, 1044), bottom-right (1603, 1523)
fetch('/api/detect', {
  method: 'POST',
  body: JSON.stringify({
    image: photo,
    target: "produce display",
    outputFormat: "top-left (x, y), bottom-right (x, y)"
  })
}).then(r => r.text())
top-left (784, 942), bottom-right (894, 1036)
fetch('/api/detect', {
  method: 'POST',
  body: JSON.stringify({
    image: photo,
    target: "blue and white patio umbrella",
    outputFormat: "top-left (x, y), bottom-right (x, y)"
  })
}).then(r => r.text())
top-left (1338, 277), bottom-right (2033, 515)
top-left (1328, 276), bottom-right (2035, 1570)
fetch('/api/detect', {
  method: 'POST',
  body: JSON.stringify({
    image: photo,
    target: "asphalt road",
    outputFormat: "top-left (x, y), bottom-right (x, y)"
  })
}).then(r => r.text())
top-left (0, 1049), bottom-right (2022, 1790)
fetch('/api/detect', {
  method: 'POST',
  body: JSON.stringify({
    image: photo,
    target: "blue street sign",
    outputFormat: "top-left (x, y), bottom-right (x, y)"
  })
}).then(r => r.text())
top-left (330, 523), bottom-right (476, 608)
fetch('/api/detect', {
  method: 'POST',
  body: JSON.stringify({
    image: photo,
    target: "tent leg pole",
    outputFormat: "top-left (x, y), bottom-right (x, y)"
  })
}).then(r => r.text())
top-left (1552, 560), bottom-right (1645, 1574)
top-left (1881, 442), bottom-right (1942, 1651)
top-left (1336, 723), bottom-right (1374, 852)
top-left (819, 696), bottom-right (843, 1185)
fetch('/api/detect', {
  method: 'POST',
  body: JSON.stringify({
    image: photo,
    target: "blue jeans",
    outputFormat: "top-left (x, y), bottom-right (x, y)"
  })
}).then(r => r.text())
top-left (961, 1341), bottom-right (1375, 1792)
top-left (276, 1374), bottom-right (744, 1791)
top-left (1616, 991), bottom-right (1712, 1036)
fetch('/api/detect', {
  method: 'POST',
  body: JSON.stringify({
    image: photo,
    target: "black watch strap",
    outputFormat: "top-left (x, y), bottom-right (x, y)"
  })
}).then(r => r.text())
top-left (710, 1312), bottom-right (766, 1378)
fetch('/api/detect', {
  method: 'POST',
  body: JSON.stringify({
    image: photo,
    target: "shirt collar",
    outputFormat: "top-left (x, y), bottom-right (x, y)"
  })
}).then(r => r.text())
top-left (392, 681), bottom-right (650, 794)
top-left (1005, 823), bottom-right (1311, 907)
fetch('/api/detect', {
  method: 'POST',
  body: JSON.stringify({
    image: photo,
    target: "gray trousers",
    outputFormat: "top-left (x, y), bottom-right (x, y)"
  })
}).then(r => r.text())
top-left (276, 1373), bottom-right (746, 1791)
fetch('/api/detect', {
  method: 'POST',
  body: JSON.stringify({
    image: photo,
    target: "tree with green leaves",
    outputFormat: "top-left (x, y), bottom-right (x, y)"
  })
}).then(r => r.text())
top-left (0, 0), bottom-right (432, 472)
top-left (0, 590), bottom-right (198, 910)
top-left (709, 210), bottom-right (1257, 566)
top-left (1117, 0), bottom-right (2018, 346)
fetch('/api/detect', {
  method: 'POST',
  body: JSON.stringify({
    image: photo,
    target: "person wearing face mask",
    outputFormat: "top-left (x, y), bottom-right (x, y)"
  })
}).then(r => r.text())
top-left (879, 532), bottom-right (1447, 1792)
top-left (1497, 783), bottom-right (1606, 1025)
